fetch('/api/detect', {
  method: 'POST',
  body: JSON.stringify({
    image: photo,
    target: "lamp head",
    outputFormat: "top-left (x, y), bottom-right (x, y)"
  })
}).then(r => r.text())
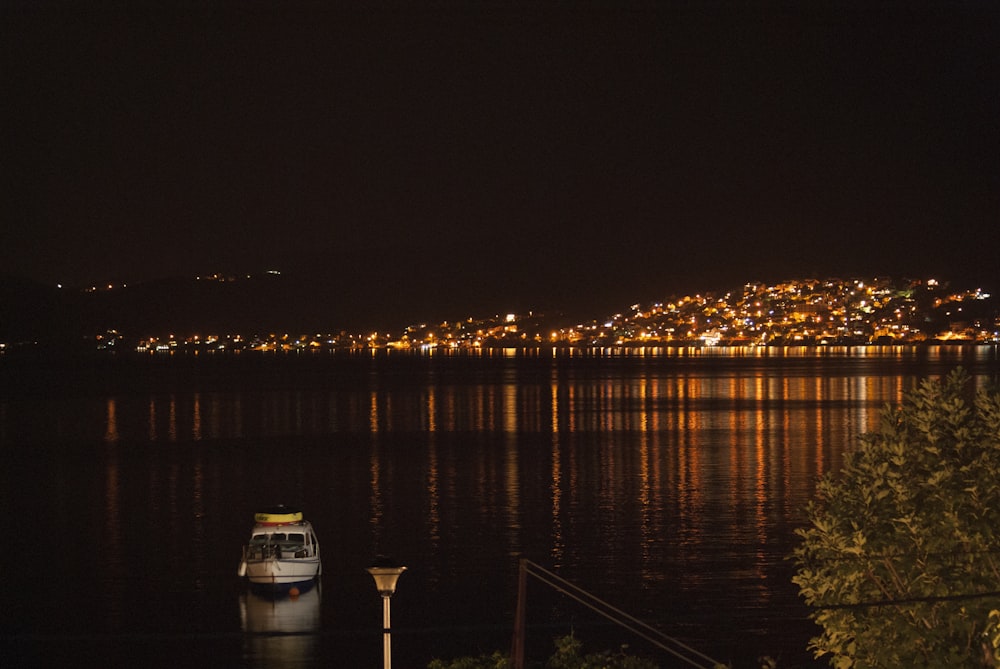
top-left (367, 557), bottom-right (407, 597)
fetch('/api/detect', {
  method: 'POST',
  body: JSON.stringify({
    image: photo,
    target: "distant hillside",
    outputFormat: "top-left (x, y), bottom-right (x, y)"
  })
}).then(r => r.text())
top-left (0, 270), bottom-right (571, 341)
top-left (0, 274), bottom-right (78, 344)
top-left (0, 272), bottom-right (352, 343)
top-left (84, 273), bottom-right (313, 335)
top-left (2, 272), bottom-right (998, 348)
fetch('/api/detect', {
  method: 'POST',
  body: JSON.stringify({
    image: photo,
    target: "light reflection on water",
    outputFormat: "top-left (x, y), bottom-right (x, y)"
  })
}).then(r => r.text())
top-left (1, 346), bottom-right (997, 668)
top-left (89, 365), bottom-right (932, 441)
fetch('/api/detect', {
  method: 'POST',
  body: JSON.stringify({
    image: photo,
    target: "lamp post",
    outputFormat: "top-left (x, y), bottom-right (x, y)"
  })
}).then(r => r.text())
top-left (367, 558), bottom-right (407, 669)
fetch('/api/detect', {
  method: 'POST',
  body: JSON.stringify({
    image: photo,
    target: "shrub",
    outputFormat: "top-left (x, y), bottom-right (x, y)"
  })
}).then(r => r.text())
top-left (793, 369), bottom-right (1000, 667)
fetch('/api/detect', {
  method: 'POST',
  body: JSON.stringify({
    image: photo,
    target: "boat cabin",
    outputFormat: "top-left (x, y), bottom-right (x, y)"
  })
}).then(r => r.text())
top-left (246, 522), bottom-right (318, 560)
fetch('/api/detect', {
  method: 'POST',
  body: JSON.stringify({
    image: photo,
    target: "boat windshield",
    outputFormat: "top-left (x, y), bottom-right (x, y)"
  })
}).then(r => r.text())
top-left (250, 533), bottom-right (285, 544)
top-left (249, 532), bottom-right (308, 553)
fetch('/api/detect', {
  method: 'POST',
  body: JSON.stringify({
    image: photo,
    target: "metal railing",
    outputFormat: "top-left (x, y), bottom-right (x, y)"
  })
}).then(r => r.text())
top-left (510, 558), bottom-right (722, 669)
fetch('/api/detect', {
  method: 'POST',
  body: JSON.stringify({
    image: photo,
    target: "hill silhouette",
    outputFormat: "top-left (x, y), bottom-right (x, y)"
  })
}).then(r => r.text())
top-left (0, 268), bottom-right (591, 343)
top-left (0, 272), bottom-right (358, 343)
top-left (3, 272), bottom-right (998, 350)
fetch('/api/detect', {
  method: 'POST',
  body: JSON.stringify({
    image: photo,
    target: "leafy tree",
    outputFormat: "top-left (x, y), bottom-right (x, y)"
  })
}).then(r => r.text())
top-left (793, 369), bottom-right (1000, 668)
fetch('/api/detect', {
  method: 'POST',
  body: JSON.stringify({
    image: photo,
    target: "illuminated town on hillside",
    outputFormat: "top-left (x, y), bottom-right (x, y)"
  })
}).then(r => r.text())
top-left (116, 276), bottom-right (997, 354)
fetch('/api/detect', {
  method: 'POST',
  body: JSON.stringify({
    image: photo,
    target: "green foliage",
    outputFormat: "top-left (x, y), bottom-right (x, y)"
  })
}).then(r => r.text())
top-left (793, 369), bottom-right (1000, 668)
top-left (544, 632), bottom-right (658, 669)
top-left (985, 610), bottom-right (1000, 668)
top-left (425, 634), bottom-right (793, 668)
top-left (427, 651), bottom-right (510, 669)
top-left (427, 633), bottom-right (658, 669)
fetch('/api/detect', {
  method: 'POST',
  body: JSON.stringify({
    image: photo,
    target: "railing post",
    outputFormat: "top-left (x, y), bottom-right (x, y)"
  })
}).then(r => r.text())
top-left (510, 557), bottom-right (527, 669)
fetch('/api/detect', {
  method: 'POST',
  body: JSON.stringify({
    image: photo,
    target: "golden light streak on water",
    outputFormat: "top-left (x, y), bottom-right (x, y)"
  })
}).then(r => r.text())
top-left (104, 398), bottom-right (119, 443)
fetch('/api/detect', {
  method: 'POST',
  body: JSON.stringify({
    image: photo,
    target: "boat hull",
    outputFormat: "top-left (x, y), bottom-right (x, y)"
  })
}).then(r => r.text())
top-left (247, 576), bottom-right (320, 597)
top-left (243, 557), bottom-right (320, 588)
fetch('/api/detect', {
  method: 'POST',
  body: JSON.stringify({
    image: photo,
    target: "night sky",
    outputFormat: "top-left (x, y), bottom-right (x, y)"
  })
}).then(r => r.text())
top-left (3, 1), bottom-right (998, 326)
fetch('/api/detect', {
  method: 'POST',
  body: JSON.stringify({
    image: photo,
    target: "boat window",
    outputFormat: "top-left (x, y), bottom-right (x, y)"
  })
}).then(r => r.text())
top-left (287, 533), bottom-right (304, 544)
top-left (250, 533), bottom-right (289, 544)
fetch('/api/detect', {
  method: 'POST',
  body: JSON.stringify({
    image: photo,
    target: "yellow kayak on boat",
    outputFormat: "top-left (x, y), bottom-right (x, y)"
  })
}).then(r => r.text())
top-left (254, 507), bottom-right (303, 525)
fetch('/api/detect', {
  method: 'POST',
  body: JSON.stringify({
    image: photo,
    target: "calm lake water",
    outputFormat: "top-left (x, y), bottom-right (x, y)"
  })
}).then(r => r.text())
top-left (1, 345), bottom-right (998, 668)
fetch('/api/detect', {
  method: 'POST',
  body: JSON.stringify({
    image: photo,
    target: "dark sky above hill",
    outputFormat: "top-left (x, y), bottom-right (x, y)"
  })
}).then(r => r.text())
top-left (3, 1), bottom-right (998, 326)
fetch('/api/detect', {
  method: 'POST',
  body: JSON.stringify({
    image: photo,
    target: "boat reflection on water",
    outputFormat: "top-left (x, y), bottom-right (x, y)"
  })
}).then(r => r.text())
top-left (240, 585), bottom-right (321, 667)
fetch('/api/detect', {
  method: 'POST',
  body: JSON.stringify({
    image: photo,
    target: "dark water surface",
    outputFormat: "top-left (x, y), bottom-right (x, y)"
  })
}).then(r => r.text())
top-left (2, 345), bottom-right (998, 668)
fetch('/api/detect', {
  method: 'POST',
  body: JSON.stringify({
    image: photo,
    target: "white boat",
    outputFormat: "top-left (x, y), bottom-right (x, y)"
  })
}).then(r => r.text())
top-left (238, 507), bottom-right (321, 594)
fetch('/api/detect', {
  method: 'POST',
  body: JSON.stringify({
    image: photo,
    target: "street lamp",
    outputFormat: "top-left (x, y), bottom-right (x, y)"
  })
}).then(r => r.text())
top-left (367, 558), bottom-right (407, 669)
